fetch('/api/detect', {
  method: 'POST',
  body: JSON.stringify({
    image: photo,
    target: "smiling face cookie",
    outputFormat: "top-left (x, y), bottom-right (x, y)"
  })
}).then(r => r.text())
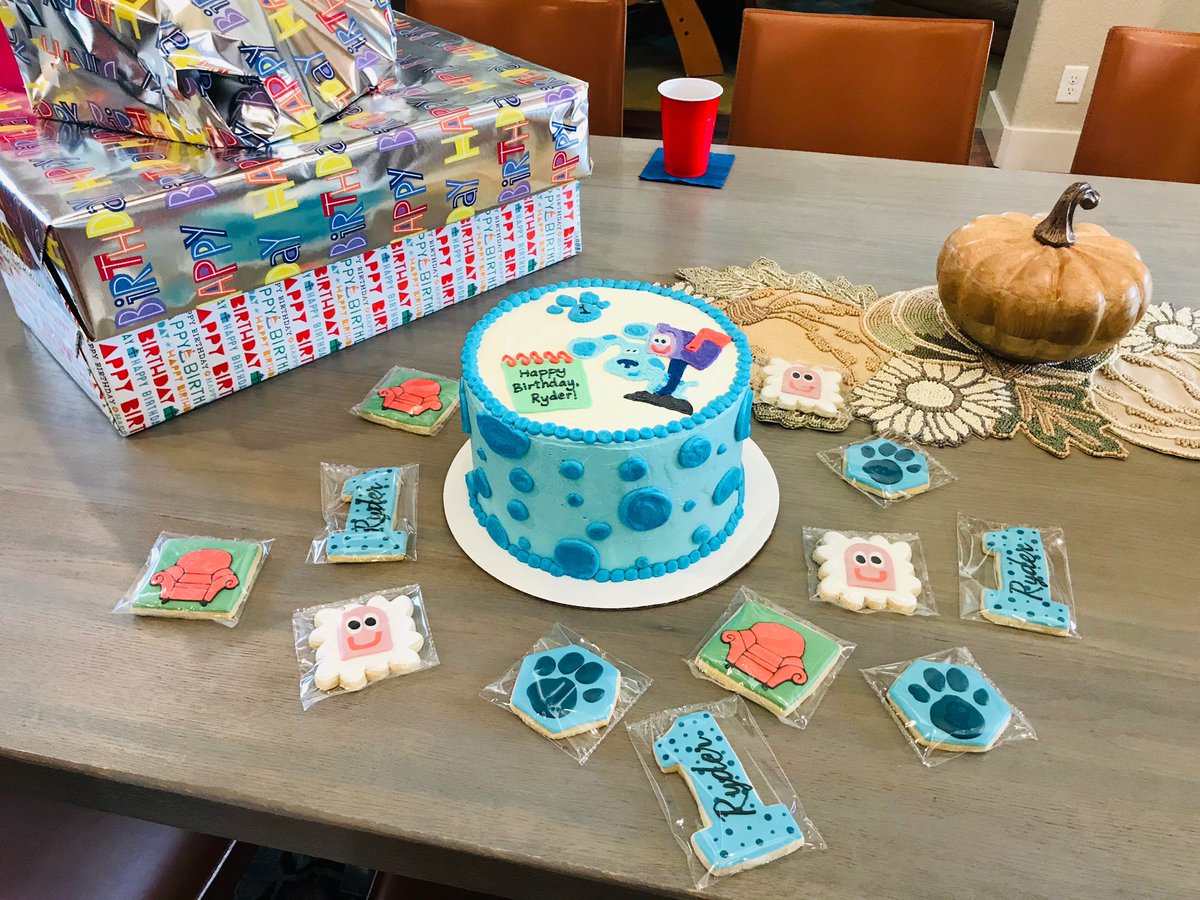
top-left (814, 532), bottom-right (923, 614)
top-left (759, 358), bottom-right (845, 418)
top-left (309, 594), bottom-right (425, 692)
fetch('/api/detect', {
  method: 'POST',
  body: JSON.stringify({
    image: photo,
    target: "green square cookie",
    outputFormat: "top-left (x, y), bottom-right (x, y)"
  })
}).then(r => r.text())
top-left (357, 367), bottom-right (460, 435)
top-left (132, 538), bottom-right (264, 621)
top-left (694, 599), bottom-right (841, 717)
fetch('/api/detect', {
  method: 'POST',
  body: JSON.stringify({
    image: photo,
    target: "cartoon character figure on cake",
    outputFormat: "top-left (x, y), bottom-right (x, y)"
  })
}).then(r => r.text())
top-left (378, 378), bottom-right (443, 417)
top-left (309, 594), bottom-right (424, 692)
top-left (625, 323), bottom-right (732, 414)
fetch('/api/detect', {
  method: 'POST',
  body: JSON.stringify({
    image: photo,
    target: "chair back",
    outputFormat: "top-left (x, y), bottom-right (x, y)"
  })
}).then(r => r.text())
top-left (1072, 27), bottom-right (1200, 184)
top-left (406, 0), bottom-right (626, 137)
top-left (730, 10), bottom-right (992, 164)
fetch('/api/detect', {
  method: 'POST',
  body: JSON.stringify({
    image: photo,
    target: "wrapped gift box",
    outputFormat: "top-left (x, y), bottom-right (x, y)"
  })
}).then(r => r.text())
top-left (0, 16), bottom-right (588, 435)
top-left (2, 0), bottom-right (397, 147)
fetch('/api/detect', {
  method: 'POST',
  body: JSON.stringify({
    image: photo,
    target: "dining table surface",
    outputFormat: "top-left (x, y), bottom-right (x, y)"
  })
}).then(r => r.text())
top-left (2, 134), bottom-right (1199, 900)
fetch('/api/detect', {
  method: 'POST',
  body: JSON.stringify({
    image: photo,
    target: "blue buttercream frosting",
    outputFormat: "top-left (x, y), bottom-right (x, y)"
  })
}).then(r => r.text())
top-left (509, 467), bottom-right (535, 493)
top-left (678, 436), bottom-right (712, 468)
top-left (618, 457), bottom-right (648, 481)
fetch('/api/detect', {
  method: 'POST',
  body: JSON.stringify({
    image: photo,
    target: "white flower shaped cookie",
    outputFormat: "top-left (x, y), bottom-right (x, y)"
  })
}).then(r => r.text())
top-left (814, 532), bottom-right (922, 614)
top-left (759, 358), bottom-right (845, 418)
top-left (309, 594), bottom-right (424, 692)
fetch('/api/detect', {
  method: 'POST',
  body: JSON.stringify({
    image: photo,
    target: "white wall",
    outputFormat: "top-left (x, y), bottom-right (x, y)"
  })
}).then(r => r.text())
top-left (983, 0), bottom-right (1200, 171)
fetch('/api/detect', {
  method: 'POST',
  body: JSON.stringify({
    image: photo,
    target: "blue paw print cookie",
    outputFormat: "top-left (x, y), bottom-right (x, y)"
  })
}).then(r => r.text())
top-left (546, 291), bottom-right (610, 323)
top-left (843, 438), bottom-right (930, 498)
top-left (888, 661), bottom-right (1011, 752)
top-left (510, 646), bottom-right (620, 739)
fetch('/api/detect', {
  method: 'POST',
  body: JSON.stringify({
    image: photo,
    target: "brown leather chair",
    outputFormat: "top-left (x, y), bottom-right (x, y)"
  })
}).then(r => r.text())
top-left (406, 0), bottom-right (626, 137)
top-left (0, 791), bottom-right (245, 900)
top-left (1072, 27), bottom-right (1200, 184)
top-left (729, 10), bottom-right (992, 164)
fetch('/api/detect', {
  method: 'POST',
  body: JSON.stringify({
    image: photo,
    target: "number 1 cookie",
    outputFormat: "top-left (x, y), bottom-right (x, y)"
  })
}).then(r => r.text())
top-left (814, 532), bottom-right (923, 614)
top-left (654, 711), bottom-right (804, 876)
top-left (981, 527), bottom-right (1071, 636)
top-left (327, 467), bottom-right (409, 562)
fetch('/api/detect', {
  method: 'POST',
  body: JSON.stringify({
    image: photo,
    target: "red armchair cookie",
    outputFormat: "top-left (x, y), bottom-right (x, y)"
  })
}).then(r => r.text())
top-left (378, 377), bottom-right (444, 416)
top-left (721, 621), bottom-right (809, 688)
top-left (356, 367), bottom-right (460, 435)
top-left (150, 548), bottom-right (239, 605)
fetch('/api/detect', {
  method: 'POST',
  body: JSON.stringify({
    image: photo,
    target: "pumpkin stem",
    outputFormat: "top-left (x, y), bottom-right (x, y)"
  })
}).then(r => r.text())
top-left (1033, 182), bottom-right (1101, 248)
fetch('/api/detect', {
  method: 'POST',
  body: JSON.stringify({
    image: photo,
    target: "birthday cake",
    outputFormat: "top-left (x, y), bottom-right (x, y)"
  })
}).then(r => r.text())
top-left (459, 279), bottom-right (753, 582)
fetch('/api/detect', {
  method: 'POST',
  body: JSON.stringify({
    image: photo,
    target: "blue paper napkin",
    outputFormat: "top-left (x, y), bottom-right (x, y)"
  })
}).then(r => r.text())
top-left (639, 147), bottom-right (735, 189)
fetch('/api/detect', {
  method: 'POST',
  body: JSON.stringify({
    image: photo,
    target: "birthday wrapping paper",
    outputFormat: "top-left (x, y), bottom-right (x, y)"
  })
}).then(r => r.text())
top-left (0, 14), bottom-right (589, 340)
top-left (1, 0), bottom-right (397, 147)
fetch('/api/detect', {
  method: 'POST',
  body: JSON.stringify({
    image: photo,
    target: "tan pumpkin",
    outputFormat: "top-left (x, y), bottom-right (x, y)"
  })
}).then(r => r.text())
top-left (936, 182), bottom-right (1152, 363)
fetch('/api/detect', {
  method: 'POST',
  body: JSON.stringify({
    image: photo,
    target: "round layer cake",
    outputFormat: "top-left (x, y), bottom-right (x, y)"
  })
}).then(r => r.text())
top-left (459, 279), bottom-right (753, 582)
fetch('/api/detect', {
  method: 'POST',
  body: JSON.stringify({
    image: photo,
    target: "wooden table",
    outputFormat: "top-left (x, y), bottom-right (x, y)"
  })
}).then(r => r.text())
top-left (2, 136), bottom-right (1199, 899)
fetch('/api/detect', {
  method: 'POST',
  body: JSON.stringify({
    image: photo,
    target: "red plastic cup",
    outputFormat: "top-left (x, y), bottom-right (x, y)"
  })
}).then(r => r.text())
top-left (658, 78), bottom-right (723, 178)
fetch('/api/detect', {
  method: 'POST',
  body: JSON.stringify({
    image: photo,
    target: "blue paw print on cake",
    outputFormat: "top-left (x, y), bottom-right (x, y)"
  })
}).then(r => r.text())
top-left (546, 291), bottom-right (610, 323)
top-left (511, 646), bottom-right (620, 738)
top-left (844, 438), bottom-right (930, 496)
top-left (888, 661), bottom-right (1011, 751)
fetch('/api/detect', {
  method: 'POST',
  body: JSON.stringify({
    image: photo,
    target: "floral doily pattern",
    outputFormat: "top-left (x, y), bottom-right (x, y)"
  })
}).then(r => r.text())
top-left (676, 259), bottom-right (1200, 460)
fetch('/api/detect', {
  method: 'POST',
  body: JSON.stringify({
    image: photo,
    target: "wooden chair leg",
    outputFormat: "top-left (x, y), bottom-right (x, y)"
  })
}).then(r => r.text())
top-left (659, 0), bottom-right (723, 76)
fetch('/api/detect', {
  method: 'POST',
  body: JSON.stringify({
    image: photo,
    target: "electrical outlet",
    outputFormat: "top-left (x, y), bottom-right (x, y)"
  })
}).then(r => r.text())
top-left (1056, 65), bottom-right (1089, 103)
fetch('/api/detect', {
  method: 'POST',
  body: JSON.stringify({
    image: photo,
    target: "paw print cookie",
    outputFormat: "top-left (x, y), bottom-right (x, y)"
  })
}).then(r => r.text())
top-left (510, 646), bottom-right (620, 739)
top-left (309, 594), bottom-right (425, 692)
top-left (759, 358), bottom-right (845, 418)
top-left (887, 661), bottom-right (1011, 752)
top-left (843, 438), bottom-right (930, 498)
top-left (814, 532), bottom-right (923, 614)
top-left (546, 290), bottom-right (610, 323)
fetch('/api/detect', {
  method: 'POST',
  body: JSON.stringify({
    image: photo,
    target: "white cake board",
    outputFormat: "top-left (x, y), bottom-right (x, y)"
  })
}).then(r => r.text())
top-left (443, 439), bottom-right (779, 609)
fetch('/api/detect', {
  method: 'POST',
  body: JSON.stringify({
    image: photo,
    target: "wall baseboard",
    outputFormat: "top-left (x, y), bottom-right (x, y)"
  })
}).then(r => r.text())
top-left (981, 92), bottom-right (1081, 173)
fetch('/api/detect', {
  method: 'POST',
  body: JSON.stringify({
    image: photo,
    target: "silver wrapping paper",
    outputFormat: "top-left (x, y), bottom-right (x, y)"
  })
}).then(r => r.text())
top-left (0, 15), bottom-right (590, 339)
top-left (2, 0), bottom-right (396, 147)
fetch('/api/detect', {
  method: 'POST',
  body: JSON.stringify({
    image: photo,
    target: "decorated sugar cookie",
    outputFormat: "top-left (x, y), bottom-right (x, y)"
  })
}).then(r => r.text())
top-left (887, 661), bottom-right (1012, 752)
top-left (843, 438), bottom-right (930, 498)
top-left (510, 646), bottom-right (620, 739)
top-left (759, 358), bottom-right (845, 418)
top-left (132, 538), bottom-right (264, 621)
top-left (654, 711), bottom-right (804, 876)
top-left (326, 467), bottom-right (409, 562)
top-left (814, 532), bottom-right (923, 614)
top-left (309, 594), bottom-right (424, 692)
top-left (693, 599), bottom-right (841, 717)
top-left (981, 528), bottom-right (1071, 636)
top-left (356, 367), bottom-right (460, 435)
